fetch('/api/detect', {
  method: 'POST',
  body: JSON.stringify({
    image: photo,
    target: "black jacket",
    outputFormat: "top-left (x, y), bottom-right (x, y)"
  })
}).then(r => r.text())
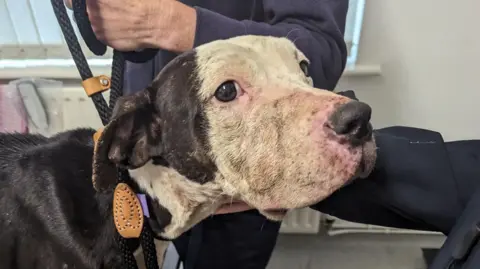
top-left (428, 186), bottom-right (480, 268)
top-left (317, 127), bottom-right (480, 269)
top-left (123, 0), bottom-right (349, 95)
top-left (315, 126), bottom-right (471, 235)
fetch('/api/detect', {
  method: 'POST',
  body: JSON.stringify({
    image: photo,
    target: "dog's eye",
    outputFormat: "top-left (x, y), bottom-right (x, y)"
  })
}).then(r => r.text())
top-left (299, 60), bottom-right (310, 77)
top-left (214, 81), bottom-right (239, 102)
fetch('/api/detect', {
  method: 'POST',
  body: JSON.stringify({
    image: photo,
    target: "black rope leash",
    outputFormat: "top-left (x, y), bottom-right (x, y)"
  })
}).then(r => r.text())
top-left (50, 1), bottom-right (160, 268)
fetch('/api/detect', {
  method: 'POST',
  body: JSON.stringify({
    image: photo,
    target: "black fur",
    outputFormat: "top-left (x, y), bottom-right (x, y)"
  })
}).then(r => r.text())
top-left (0, 129), bottom-right (133, 269)
top-left (146, 197), bottom-right (173, 235)
top-left (97, 50), bottom-right (217, 188)
top-left (0, 50), bottom-right (220, 269)
top-left (149, 50), bottom-right (216, 184)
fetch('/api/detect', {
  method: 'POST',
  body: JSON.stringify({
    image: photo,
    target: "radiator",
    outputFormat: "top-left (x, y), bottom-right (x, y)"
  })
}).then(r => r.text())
top-left (279, 208), bottom-right (322, 234)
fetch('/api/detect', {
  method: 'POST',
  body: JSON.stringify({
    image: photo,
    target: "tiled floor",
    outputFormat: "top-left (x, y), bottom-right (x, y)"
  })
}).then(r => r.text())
top-left (267, 233), bottom-right (446, 269)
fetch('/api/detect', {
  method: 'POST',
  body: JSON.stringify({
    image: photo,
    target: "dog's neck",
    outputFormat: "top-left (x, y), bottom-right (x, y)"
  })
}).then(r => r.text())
top-left (128, 161), bottom-right (226, 239)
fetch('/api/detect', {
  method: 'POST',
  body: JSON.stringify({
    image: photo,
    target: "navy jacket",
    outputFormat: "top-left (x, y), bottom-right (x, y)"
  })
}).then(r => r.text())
top-left (123, 0), bottom-right (349, 95)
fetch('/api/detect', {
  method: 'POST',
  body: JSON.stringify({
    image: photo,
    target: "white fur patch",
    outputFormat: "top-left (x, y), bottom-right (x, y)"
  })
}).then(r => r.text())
top-left (128, 161), bottom-right (226, 239)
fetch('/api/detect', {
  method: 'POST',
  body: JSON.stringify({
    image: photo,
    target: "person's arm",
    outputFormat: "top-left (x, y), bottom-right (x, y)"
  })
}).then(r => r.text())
top-left (74, 0), bottom-right (348, 91)
top-left (313, 126), bottom-right (480, 235)
top-left (156, 0), bottom-right (349, 90)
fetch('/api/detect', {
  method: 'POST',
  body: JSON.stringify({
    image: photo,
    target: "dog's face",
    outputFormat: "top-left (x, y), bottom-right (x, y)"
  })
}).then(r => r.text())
top-left (93, 35), bottom-right (377, 239)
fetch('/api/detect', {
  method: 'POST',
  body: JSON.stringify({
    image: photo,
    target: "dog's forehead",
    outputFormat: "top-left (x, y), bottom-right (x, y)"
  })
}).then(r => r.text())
top-left (186, 36), bottom-right (309, 99)
top-left (195, 35), bottom-right (307, 66)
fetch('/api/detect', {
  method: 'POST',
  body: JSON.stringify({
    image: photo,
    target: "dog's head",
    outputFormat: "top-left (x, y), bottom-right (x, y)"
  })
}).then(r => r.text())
top-left (93, 35), bottom-right (377, 239)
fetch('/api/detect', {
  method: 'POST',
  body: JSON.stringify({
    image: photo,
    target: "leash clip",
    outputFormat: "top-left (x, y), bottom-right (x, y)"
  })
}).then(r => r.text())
top-left (82, 75), bottom-right (111, 97)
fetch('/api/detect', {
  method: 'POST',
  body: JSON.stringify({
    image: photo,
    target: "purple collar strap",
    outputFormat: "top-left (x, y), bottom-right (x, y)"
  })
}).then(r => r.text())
top-left (136, 194), bottom-right (150, 218)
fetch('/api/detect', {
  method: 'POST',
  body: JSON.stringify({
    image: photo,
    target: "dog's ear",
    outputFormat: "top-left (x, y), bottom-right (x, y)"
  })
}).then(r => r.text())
top-left (336, 90), bottom-right (359, 101)
top-left (92, 88), bottom-right (162, 192)
top-left (107, 88), bottom-right (163, 168)
top-left (92, 50), bottom-right (217, 191)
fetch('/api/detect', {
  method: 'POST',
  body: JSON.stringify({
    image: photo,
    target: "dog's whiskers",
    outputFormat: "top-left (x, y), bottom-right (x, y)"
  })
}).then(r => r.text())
top-left (260, 220), bottom-right (266, 232)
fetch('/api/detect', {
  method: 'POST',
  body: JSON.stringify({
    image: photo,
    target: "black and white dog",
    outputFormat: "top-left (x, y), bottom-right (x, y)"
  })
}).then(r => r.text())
top-left (0, 35), bottom-right (377, 269)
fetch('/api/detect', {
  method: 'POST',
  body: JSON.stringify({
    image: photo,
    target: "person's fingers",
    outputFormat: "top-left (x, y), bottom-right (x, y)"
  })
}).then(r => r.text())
top-left (214, 202), bottom-right (254, 215)
top-left (64, 0), bottom-right (72, 9)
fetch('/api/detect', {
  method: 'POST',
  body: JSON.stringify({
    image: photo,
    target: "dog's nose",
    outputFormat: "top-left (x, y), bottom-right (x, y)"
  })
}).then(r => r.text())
top-left (328, 101), bottom-right (372, 142)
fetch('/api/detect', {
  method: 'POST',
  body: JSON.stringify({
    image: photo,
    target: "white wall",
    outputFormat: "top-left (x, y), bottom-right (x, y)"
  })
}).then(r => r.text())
top-left (338, 0), bottom-right (480, 141)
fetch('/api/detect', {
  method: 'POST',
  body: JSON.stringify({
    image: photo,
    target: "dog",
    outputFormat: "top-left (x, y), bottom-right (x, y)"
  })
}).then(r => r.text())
top-left (0, 35), bottom-right (377, 269)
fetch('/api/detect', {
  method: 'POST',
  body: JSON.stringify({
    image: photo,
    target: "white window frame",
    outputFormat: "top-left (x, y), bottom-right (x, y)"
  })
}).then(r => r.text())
top-left (0, 0), bottom-right (378, 78)
top-left (344, 0), bottom-right (366, 67)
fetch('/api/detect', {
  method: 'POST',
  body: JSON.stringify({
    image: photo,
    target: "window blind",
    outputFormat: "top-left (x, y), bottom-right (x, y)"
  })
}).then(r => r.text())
top-left (0, 0), bottom-right (364, 65)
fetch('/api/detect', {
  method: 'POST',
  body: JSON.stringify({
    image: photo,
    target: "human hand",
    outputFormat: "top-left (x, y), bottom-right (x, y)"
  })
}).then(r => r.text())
top-left (64, 0), bottom-right (194, 52)
top-left (214, 201), bottom-right (254, 215)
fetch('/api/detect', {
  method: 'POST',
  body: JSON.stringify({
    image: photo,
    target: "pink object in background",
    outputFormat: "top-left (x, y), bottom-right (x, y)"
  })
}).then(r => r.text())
top-left (0, 84), bottom-right (28, 133)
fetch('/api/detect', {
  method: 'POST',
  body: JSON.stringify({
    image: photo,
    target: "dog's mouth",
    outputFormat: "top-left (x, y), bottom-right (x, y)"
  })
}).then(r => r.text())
top-left (355, 137), bottom-right (377, 179)
top-left (215, 135), bottom-right (376, 217)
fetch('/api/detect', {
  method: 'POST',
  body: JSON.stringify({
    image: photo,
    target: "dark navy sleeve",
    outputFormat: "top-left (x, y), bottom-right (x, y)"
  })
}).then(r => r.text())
top-left (313, 126), bottom-right (480, 235)
top-left (193, 0), bottom-right (349, 90)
